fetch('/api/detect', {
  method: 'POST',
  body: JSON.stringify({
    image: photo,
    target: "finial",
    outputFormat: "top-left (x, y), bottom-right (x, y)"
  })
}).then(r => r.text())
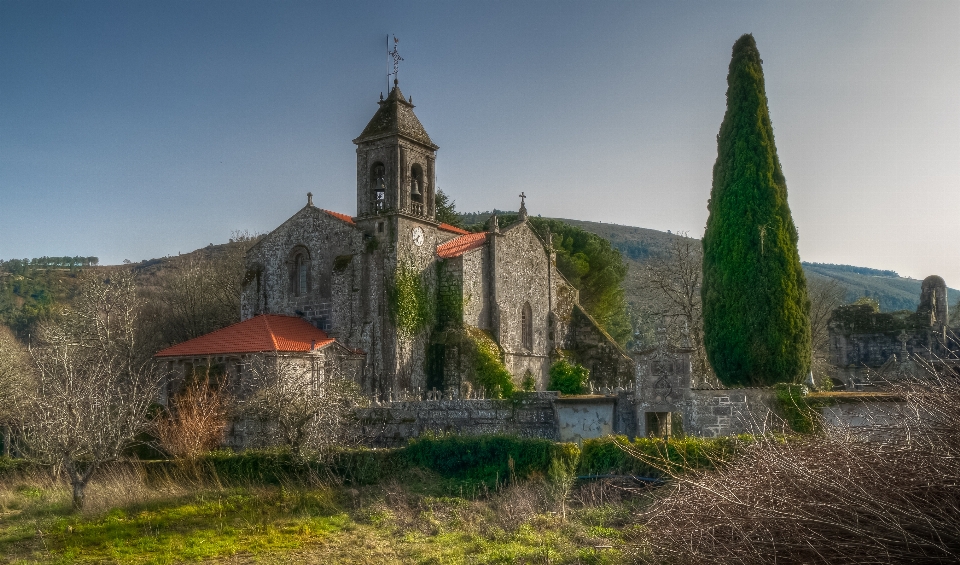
top-left (380, 92), bottom-right (383, 101)
top-left (518, 192), bottom-right (528, 221)
top-left (307, 192), bottom-right (313, 207)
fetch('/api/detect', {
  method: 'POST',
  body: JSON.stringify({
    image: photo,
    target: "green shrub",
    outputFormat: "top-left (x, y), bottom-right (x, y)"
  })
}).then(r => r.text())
top-left (403, 434), bottom-right (580, 489)
top-left (549, 359), bottom-right (589, 394)
top-left (578, 435), bottom-right (750, 478)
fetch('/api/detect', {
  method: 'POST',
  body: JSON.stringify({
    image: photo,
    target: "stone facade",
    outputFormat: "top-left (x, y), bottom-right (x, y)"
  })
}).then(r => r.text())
top-left (632, 331), bottom-right (777, 437)
top-left (239, 84), bottom-right (633, 401)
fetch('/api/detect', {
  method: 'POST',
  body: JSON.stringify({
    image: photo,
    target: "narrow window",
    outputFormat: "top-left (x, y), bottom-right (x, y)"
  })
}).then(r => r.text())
top-left (295, 254), bottom-right (307, 296)
top-left (521, 302), bottom-right (533, 351)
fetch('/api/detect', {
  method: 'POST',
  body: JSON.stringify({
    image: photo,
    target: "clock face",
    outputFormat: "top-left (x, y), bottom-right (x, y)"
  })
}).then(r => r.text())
top-left (412, 226), bottom-right (425, 247)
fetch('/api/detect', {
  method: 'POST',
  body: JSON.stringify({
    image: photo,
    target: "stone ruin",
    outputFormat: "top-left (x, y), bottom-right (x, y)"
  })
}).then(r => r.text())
top-left (827, 275), bottom-right (960, 390)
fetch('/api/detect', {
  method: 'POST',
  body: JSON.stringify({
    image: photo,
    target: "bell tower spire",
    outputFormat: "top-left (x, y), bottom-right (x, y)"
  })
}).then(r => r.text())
top-left (353, 59), bottom-right (438, 223)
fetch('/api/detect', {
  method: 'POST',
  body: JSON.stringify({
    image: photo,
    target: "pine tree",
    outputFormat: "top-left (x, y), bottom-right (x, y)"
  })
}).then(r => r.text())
top-left (701, 34), bottom-right (811, 386)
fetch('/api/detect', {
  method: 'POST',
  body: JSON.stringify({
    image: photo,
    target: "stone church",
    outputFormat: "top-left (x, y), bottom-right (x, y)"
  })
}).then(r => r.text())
top-left (161, 82), bottom-right (632, 400)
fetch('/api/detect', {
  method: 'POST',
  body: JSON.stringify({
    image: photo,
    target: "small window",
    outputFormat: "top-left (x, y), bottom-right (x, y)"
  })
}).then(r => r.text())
top-left (521, 302), bottom-right (533, 351)
top-left (378, 221), bottom-right (385, 233)
top-left (296, 254), bottom-right (307, 296)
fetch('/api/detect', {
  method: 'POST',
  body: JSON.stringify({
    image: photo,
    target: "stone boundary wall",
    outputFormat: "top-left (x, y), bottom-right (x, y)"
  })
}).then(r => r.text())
top-left (820, 400), bottom-right (921, 442)
top-left (353, 392), bottom-right (559, 447)
top-left (681, 389), bottom-right (777, 437)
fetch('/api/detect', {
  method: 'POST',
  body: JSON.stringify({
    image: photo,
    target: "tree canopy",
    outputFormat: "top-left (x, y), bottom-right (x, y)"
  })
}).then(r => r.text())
top-left (701, 34), bottom-right (811, 386)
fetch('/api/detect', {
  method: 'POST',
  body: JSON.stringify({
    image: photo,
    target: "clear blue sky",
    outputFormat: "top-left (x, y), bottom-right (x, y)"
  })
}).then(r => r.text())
top-left (2, 1), bottom-right (958, 286)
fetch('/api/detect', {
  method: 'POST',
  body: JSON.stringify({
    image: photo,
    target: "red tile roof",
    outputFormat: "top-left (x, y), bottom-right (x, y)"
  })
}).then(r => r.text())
top-left (155, 315), bottom-right (335, 357)
top-left (322, 209), bottom-right (356, 225)
top-left (436, 232), bottom-right (488, 259)
top-left (438, 223), bottom-right (470, 235)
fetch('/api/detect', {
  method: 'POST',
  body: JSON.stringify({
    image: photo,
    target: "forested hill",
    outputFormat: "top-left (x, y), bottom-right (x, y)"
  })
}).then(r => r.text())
top-left (559, 217), bottom-right (959, 313)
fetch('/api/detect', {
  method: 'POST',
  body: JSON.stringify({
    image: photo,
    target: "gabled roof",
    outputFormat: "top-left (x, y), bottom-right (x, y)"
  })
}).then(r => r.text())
top-left (322, 209), bottom-right (355, 225)
top-left (438, 223), bottom-right (470, 235)
top-left (437, 232), bottom-right (488, 259)
top-left (155, 315), bottom-right (335, 357)
top-left (353, 86), bottom-right (437, 149)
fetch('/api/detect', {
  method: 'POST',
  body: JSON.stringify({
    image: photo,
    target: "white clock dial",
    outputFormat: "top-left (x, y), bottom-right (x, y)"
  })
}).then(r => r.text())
top-left (412, 226), bottom-right (425, 247)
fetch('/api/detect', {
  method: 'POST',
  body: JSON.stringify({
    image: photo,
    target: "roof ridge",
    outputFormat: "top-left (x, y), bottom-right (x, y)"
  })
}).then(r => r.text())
top-left (262, 315), bottom-right (280, 351)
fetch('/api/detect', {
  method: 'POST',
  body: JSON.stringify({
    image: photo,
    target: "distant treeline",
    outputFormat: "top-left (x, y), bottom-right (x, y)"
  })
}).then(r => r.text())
top-left (802, 262), bottom-right (898, 278)
top-left (1, 256), bottom-right (99, 274)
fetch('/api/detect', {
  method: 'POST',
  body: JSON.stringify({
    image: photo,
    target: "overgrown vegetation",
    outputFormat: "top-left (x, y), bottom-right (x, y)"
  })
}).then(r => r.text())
top-left (548, 359), bottom-right (590, 395)
top-left (633, 374), bottom-right (960, 563)
top-left (701, 34), bottom-right (811, 386)
top-left (466, 326), bottom-right (515, 398)
top-left (579, 435), bottom-right (751, 479)
top-left (388, 262), bottom-right (433, 340)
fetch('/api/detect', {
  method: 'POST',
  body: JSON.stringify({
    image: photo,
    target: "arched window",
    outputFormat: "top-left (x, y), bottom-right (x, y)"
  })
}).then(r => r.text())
top-left (288, 247), bottom-right (310, 296)
top-left (521, 302), bottom-right (533, 351)
top-left (296, 254), bottom-right (307, 296)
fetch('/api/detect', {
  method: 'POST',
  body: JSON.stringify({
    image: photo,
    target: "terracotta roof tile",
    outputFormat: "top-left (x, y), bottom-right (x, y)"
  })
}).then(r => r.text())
top-left (438, 223), bottom-right (470, 235)
top-left (322, 209), bottom-right (356, 225)
top-left (436, 232), bottom-right (488, 259)
top-left (155, 315), bottom-right (335, 357)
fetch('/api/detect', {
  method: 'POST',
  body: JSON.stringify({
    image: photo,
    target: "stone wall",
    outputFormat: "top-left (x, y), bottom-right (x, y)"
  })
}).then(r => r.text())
top-left (353, 392), bottom-right (559, 447)
top-left (566, 306), bottom-right (634, 388)
top-left (241, 205), bottom-right (365, 328)
top-left (679, 389), bottom-right (777, 438)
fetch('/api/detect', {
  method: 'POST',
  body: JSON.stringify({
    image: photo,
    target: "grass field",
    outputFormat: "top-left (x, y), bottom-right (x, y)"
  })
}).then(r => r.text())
top-left (0, 464), bottom-right (642, 564)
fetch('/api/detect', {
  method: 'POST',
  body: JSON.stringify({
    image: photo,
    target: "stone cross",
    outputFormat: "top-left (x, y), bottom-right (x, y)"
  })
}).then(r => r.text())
top-left (897, 330), bottom-right (910, 352)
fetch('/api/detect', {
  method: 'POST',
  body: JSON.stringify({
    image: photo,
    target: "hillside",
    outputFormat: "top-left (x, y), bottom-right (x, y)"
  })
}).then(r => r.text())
top-left (559, 218), bottom-right (959, 313)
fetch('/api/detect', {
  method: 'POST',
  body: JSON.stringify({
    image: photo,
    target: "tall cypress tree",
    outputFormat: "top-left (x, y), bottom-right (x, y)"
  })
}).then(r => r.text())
top-left (701, 34), bottom-right (811, 386)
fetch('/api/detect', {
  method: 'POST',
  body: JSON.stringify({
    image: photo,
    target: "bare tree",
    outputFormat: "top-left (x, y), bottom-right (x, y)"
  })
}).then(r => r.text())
top-left (807, 276), bottom-right (847, 383)
top-left (141, 232), bottom-right (259, 349)
top-left (20, 271), bottom-right (162, 511)
top-left (240, 353), bottom-right (365, 457)
top-left (0, 326), bottom-right (30, 457)
top-left (153, 378), bottom-right (231, 460)
top-left (635, 235), bottom-right (715, 385)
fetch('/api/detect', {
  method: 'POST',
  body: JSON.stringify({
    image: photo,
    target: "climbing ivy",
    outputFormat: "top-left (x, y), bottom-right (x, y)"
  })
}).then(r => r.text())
top-left (466, 327), bottom-right (515, 398)
top-left (388, 262), bottom-right (433, 340)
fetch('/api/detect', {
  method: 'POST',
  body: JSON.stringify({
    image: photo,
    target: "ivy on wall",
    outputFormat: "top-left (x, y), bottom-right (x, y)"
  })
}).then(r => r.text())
top-left (466, 326), bottom-right (515, 398)
top-left (388, 262), bottom-right (433, 340)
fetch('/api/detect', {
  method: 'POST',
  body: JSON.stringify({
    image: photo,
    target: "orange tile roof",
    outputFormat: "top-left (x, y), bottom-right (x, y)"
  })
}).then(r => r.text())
top-left (322, 209), bottom-right (356, 225)
top-left (436, 232), bottom-right (488, 259)
top-left (155, 315), bottom-right (335, 357)
top-left (438, 223), bottom-right (470, 235)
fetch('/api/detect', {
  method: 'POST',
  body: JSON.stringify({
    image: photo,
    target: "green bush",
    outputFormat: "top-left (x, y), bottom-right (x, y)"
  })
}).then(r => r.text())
top-left (549, 359), bottom-right (590, 394)
top-left (403, 434), bottom-right (580, 489)
top-left (578, 435), bottom-right (750, 478)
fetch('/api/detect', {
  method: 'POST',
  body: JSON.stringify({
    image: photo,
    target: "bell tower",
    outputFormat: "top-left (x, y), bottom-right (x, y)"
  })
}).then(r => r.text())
top-left (353, 85), bottom-right (438, 223)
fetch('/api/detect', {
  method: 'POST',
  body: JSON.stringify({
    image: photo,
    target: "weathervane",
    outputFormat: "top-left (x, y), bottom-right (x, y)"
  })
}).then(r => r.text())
top-left (388, 35), bottom-right (403, 88)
